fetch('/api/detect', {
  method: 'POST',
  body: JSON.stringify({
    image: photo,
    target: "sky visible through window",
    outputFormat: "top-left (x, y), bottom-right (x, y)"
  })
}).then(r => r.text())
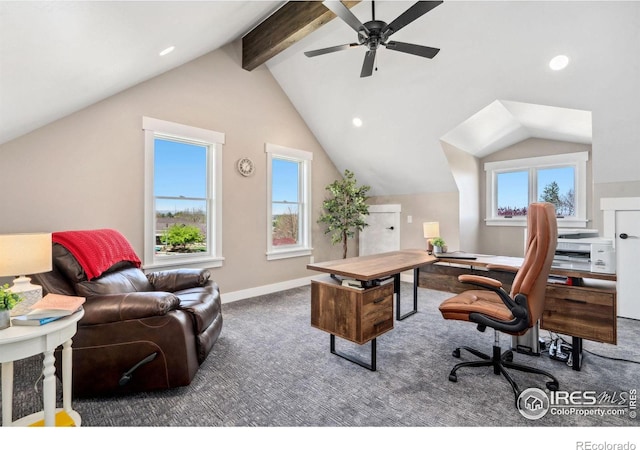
top-left (155, 139), bottom-right (299, 214)
top-left (498, 166), bottom-right (574, 212)
top-left (155, 138), bottom-right (207, 212)
top-left (272, 158), bottom-right (299, 215)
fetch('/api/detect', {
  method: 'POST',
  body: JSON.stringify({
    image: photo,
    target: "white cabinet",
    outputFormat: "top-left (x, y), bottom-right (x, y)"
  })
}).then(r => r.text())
top-left (601, 197), bottom-right (640, 320)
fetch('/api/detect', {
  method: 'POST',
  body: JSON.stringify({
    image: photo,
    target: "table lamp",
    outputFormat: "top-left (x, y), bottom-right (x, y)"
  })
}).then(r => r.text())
top-left (0, 233), bottom-right (52, 316)
top-left (423, 222), bottom-right (440, 254)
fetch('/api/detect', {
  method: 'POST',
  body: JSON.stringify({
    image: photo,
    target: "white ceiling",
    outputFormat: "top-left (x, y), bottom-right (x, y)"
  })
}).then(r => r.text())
top-left (0, 0), bottom-right (284, 145)
top-left (1, 1), bottom-right (637, 196)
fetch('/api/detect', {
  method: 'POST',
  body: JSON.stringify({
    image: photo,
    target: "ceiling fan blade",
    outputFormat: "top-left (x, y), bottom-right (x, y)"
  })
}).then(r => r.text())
top-left (384, 41), bottom-right (440, 59)
top-left (304, 43), bottom-right (360, 58)
top-left (323, 1), bottom-right (369, 37)
top-left (360, 50), bottom-right (376, 78)
top-left (382, 1), bottom-right (443, 38)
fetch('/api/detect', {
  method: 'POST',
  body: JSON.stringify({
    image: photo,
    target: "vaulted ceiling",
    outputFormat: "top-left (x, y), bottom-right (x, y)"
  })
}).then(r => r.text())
top-left (2, 1), bottom-right (637, 196)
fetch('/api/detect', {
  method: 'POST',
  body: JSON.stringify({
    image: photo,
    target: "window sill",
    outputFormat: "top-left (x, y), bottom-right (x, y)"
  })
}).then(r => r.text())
top-left (266, 247), bottom-right (313, 261)
top-left (143, 255), bottom-right (224, 271)
top-left (485, 218), bottom-right (589, 227)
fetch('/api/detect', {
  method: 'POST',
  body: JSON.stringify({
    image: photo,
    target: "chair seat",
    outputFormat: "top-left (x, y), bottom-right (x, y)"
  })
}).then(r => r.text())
top-left (439, 290), bottom-right (515, 323)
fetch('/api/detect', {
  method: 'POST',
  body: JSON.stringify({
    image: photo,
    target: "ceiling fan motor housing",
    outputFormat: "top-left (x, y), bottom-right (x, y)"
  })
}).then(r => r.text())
top-left (358, 20), bottom-right (389, 50)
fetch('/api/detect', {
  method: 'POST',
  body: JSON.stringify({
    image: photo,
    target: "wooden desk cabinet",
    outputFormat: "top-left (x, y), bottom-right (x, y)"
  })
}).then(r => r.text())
top-left (311, 277), bottom-right (394, 345)
top-left (541, 281), bottom-right (617, 344)
top-left (418, 263), bottom-right (617, 345)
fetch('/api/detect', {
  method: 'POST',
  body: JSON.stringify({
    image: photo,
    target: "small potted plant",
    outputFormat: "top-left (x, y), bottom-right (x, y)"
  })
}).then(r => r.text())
top-left (431, 237), bottom-right (446, 254)
top-left (0, 283), bottom-right (22, 330)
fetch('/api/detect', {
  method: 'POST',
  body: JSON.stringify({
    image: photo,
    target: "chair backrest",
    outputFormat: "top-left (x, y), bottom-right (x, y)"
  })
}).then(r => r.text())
top-left (510, 202), bottom-right (558, 327)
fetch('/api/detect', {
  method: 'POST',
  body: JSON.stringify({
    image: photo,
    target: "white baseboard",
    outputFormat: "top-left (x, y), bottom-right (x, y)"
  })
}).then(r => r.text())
top-left (221, 271), bottom-right (416, 304)
top-left (221, 275), bottom-right (317, 304)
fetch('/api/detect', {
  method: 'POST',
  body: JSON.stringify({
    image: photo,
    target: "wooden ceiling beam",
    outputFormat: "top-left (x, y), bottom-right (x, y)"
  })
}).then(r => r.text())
top-left (242, 1), bottom-right (361, 71)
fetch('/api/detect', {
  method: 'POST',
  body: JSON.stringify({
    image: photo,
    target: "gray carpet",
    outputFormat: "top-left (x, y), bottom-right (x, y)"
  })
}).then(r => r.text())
top-left (4, 283), bottom-right (640, 428)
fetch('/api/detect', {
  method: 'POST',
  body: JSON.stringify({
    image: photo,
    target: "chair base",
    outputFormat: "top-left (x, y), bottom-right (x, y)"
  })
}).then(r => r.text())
top-left (448, 344), bottom-right (559, 406)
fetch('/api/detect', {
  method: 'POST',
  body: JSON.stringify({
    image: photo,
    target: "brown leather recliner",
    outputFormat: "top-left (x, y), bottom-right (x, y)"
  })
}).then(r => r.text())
top-left (33, 235), bottom-right (223, 398)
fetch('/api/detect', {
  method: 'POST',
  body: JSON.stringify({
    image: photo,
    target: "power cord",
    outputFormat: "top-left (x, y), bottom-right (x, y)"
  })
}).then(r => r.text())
top-left (545, 331), bottom-right (640, 366)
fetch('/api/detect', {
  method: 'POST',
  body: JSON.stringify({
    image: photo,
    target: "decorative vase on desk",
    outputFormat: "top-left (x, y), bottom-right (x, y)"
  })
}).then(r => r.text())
top-left (0, 309), bottom-right (10, 330)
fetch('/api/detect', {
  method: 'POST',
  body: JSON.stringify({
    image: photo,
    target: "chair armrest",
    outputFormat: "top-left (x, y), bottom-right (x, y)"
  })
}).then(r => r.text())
top-left (81, 292), bottom-right (180, 326)
top-left (458, 274), bottom-right (519, 312)
top-left (486, 264), bottom-right (519, 273)
top-left (146, 269), bottom-right (211, 292)
top-left (458, 274), bottom-right (503, 289)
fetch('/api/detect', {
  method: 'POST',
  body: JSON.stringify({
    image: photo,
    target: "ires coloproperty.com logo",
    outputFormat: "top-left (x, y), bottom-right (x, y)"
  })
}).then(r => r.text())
top-left (517, 387), bottom-right (638, 420)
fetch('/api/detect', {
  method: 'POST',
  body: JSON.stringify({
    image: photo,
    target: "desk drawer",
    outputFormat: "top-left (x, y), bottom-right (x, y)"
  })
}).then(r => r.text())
top-left (541, 284), bottom-right (616, 344)
top-left (361, 284), bottom-right (394, 342)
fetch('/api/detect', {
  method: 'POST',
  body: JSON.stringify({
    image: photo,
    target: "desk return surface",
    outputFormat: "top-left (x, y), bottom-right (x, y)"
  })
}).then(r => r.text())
top-left (419, 254), bottom-right (617, 345)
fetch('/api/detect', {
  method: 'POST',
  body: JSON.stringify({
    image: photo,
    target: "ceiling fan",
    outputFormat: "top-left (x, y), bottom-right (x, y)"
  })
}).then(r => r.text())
top-left (304, 1), bottom-right (443, 78)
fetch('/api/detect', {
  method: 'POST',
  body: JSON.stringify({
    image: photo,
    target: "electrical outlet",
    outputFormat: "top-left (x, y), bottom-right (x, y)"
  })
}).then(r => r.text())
top-left (309, 256), bottom-right (314, 264)
top-left (407, 215), bottom-right (412, 224)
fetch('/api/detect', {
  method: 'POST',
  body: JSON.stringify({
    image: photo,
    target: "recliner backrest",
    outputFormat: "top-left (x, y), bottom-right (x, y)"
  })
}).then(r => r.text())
top-left (510, 202), bottom-right (558, 327)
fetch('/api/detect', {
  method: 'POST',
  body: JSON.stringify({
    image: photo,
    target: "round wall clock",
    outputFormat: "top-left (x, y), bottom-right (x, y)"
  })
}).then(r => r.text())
top-left (237, 157), bottom-right (255, 177)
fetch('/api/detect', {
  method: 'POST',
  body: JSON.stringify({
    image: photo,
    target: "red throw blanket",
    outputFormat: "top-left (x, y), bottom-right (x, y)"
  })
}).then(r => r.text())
top-left (52, 229), bottom-right (141, 280)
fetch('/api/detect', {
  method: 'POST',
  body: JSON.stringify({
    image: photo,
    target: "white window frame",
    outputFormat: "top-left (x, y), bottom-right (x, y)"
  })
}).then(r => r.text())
top-left (485, 152), bottom-right (589, 227)
top-left (143, 117), bottom-right (225, 269)
top-left (265, 143), bottom-right (313, 260)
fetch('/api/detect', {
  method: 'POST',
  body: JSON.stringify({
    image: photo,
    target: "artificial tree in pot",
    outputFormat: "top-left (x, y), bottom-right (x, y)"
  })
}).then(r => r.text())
top-left (318, 169), bottom-right (371, 259)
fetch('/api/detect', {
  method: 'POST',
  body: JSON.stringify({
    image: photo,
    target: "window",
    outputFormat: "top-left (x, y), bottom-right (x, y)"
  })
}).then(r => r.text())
top-left (143, 117), bottom-right (224, 268)
top-left (485, 152), bottom-right (588, 227)
top-left (266, 143), bottom-right (313, 260)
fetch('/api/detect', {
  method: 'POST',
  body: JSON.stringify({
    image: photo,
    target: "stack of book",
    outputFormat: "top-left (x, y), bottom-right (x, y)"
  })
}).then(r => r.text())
top-left (11, 293), bottom-right (85, 326)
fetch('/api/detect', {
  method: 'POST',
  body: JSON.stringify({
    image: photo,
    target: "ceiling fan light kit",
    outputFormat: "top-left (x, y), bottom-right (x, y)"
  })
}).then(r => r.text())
top-left (305, 0), bottom-right (443, 77)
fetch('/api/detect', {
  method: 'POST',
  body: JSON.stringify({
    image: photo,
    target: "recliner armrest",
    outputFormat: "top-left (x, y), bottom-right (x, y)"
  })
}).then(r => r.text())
top-left (81, 292), bottom-right (180, 325)
top-left (146, 269), bottom-right (211, 292)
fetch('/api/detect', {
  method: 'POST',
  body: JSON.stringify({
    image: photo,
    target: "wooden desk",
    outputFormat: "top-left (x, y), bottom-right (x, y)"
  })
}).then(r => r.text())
top-left (308, 249), bottom-right (437, 320)
top-left (307, 250), bottom-right (436, 370)
top-left (419, 253), bottom-right (617, 370)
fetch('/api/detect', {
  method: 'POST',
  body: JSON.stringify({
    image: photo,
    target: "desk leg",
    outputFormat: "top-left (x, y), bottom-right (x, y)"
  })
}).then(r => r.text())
top-left (396, 270), bottom-right (419, 321)
top-left (571, 337), bottom-right (583, 371)
top-left (330, 334), bottom-right (377, 371)
top-left (2, 361), bottom-right (13, 426)
top-left (42, 349), bottom-right (56, 426)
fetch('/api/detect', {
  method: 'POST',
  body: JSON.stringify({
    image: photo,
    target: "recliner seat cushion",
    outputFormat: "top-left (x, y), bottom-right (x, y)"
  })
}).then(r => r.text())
top-left (175, 282), bottom-right (221, 335)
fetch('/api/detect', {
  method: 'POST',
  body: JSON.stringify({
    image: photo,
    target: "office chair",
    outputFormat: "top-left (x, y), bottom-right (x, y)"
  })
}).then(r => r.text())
top-left (438, 202), bottom-right (559, 405)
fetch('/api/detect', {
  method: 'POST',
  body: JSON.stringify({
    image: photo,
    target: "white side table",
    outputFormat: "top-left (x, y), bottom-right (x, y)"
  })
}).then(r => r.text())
top-left (0, 309), bottom-right (84, 427)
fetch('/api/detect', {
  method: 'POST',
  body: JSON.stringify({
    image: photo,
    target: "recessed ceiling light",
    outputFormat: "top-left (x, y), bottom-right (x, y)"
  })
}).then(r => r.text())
top-left (352, 117), bottom-right (363, 127)
top-left (549, 54), bottom-right (569, 71)
top-left (159, 46), bottom-right (175, 57)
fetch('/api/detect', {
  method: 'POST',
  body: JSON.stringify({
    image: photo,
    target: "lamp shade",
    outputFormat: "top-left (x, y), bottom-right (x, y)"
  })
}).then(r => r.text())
top-left (423, 222), bottom-right (440, 239)
top-left (0, 233), bottom-right (52, 276)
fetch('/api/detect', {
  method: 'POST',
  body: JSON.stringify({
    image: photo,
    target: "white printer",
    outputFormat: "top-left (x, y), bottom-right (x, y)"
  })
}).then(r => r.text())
top-left (553, 229), bottom-right (616, 274)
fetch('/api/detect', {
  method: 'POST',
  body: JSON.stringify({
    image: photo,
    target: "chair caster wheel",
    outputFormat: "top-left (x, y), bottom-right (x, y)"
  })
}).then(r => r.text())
top-left (452, 349), bottom-right (461, 358)
top-left (546, 381), bottom-right (559, 391)
top-left (449, 373), bottom-right (457, 382)
top-left (503, 351), bottom-right (513, 362)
